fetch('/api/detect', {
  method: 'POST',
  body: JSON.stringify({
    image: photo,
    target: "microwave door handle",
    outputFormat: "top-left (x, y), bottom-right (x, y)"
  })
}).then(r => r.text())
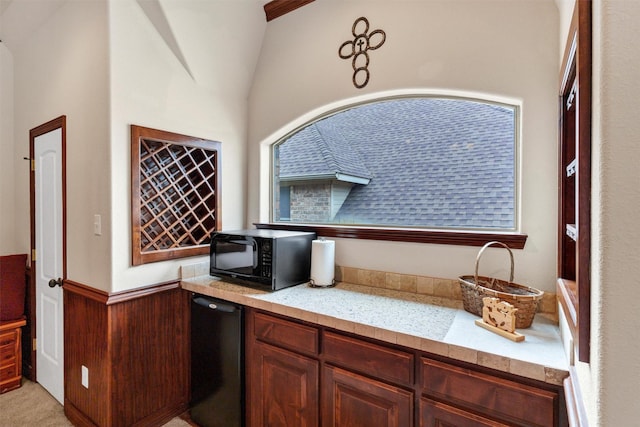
top-left (253, 239), bottom-right (258, 269)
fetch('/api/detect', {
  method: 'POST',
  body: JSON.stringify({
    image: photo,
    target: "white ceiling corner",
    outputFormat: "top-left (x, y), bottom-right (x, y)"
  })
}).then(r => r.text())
top-left (135, 0), bottom-right (195, 81)
top-left (0, 0), bottom-right (66, 50)
top-left (0, 0), bottom-right (12, 17)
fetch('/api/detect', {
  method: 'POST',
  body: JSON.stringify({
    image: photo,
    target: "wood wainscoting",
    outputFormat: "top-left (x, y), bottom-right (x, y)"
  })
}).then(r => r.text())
top-left (63, 280), bottom-right (190, 427)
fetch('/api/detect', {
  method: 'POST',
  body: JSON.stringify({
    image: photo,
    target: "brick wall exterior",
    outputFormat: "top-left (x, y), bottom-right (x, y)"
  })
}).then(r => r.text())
top-left (290, 184), bottom-right (332, 222)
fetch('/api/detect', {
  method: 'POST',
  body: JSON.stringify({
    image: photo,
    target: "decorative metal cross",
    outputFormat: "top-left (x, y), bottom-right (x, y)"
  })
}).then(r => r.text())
top-left (339, 17), bottom-right (386, 89)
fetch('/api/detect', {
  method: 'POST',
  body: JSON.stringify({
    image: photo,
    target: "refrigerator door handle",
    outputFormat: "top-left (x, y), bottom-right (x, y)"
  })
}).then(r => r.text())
top-left (192, 295), bottom-right (237, 313)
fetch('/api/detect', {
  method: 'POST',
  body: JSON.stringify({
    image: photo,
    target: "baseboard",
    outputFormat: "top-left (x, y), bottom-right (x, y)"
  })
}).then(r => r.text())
top-left (65, 399), bottom-right (98, 427)
top-left (131, 402), bottom-right (189, 427)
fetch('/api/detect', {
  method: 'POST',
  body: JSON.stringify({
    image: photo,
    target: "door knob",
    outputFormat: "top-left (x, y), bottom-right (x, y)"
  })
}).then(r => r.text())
top-left (48, 277), bottom-right (63, 288)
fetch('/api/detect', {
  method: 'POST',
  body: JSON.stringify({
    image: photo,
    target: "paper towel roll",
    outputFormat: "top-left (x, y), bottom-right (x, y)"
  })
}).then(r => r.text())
top-left (310, 238), bottom-right (335, 287)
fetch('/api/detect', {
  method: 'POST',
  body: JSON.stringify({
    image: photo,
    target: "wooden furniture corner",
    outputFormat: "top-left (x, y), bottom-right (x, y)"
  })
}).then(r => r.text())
top-left (0, 318), bottom-right (27, 394)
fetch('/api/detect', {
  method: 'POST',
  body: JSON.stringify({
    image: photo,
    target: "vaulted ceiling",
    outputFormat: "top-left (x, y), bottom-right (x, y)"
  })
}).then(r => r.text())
top-left (0, 0), bottom-right (313, 50)
top-left (0, 0), bottom-right (314, 96)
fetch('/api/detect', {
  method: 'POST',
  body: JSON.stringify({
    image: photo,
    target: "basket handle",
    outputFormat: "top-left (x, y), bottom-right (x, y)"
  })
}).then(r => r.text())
top-left (474, 241), bottom-right (514, 285)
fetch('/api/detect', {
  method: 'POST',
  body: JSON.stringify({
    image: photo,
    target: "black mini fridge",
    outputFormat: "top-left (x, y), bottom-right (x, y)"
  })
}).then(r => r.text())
top-left (190, 294), bottom-right (244, 427)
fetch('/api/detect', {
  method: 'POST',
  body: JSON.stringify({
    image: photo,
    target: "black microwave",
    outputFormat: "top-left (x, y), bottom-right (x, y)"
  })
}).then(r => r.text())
top-left (209, 229), bottom-right (316, 291)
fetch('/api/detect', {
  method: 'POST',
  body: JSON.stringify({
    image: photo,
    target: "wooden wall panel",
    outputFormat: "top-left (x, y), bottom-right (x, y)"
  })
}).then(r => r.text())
top-left (64, 281), bottom-right (190, 427)
top-left (64, 289), bottom-right (110, 426)
top-left (110, 286), bottom-right (190, 426)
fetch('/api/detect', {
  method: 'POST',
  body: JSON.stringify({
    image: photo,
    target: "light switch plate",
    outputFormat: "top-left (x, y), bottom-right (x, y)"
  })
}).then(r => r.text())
top-left (93, 214), bottom-right (102, 236)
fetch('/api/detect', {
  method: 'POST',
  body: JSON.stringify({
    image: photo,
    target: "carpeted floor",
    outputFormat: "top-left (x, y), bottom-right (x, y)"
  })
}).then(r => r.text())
top-left (0, 380), bottom-right (192, 427)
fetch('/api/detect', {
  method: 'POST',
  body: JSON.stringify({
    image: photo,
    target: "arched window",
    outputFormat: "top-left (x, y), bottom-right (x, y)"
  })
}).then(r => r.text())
top-left (265, 96), bottom-right (524, 247)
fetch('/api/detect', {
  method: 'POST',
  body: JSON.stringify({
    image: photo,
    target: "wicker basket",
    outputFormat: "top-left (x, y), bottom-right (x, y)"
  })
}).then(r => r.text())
top-left (459, 241), bottom-right (543, 329)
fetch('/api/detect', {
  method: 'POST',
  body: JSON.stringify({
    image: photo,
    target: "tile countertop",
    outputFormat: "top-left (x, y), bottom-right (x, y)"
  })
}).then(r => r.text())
top-left (181, 276), bottom-right (569, 386)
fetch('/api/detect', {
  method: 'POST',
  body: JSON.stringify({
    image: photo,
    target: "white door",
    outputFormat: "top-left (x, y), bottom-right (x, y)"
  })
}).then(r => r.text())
top-left (34, 127), bottom-right (64, 404)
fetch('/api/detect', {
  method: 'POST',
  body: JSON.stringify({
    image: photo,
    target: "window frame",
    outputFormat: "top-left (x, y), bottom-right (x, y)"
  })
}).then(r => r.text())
top-left (264, 94), bottom-right (527, 249)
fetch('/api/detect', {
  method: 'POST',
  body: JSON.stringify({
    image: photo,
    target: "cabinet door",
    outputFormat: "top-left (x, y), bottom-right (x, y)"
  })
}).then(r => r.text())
top-left (420, 398), bottom-right (509, 427)
top-left (322, 365), bottom-right (413, 427)
top-left (248, 341), bottom-right (319, 427)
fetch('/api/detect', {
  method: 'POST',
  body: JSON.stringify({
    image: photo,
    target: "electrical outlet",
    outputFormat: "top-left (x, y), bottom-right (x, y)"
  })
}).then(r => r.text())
top-left (81, 365), bottom-right (89, 388)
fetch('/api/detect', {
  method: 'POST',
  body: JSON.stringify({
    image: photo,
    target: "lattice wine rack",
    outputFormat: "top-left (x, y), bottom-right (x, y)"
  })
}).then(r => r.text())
top-left (131, 125), bottom-right (221, 265)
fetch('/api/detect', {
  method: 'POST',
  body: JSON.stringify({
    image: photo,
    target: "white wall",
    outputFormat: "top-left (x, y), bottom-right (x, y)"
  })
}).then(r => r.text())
top-left (556, 1), bottom-right (640, 425)
top-left (556, 0), bottom-right (576, 62)
top-left (10, 0), bottom-right (112, 290)
top-left (108, 0), bottom-right (266, 291)
top-left (4, 0), bottom-right (266, 292)
top-left (0, 43), bottom-right (17, 255)
top-left (588, 1), bottom-right (640, 425)
top-left (248, 0), bottom-right (560, 293)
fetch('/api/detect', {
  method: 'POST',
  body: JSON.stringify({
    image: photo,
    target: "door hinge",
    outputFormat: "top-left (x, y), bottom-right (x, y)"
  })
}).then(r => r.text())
top-left (31, 159), bottom-right (35, 171)
top-left (32, 249), bottom-right (36, 262)
top-left (33, 338), bottom-right (37, 351)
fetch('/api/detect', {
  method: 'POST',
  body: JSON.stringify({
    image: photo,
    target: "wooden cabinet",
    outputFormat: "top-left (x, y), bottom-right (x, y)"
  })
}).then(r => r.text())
top-left (246, 309), bottom-right (413, 427)
top-left (245, 309), bottom-right (564, 427)
top-left (246, 310), bottom-right (320, 427)
top-left (420, 398), bottom-right (510, 427)
top-left (250, 341), bottom-right (319, 427)
top-left (0, 318), bottom-right (26, 394)
top-left (323, 331), bottom-right (413, 386)
top-left (322, 365), bottom-right (412, 427)
top-left (420, 357), bottom-right (558, 427)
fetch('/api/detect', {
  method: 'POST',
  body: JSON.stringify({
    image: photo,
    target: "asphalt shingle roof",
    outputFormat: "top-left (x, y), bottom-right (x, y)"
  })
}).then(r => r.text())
top-left (279, 120), bottom-right (372, 180)
top-left (277, 97), bottom-right (516, 229)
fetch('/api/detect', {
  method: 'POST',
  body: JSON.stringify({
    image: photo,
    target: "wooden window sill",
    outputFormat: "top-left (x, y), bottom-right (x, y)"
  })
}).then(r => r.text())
top-left (255, 223), bottom-right (527, 249)
top-left (557, 278), bottom-right (578, 341)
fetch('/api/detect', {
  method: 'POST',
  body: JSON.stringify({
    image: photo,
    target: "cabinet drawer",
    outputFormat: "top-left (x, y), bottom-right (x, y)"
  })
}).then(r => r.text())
top-left (253, 312), bottom-right (319, 356)
top-left (324, 331), bottom-right (413, 386)
top-left (0, 363), bottom-right (17, 381)
top-left (420, 358), bottom-right (557, 427)
top-left (0, 330), bottom-right (18, 347)
top-left (420, 397), bottom-right (510, 427)
top-left (0, 344), bottom-right (16, 365)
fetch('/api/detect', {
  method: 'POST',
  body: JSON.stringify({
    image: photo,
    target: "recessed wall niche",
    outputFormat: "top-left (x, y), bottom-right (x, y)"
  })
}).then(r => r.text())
top-left (130, 125), bottom-right (221, 265)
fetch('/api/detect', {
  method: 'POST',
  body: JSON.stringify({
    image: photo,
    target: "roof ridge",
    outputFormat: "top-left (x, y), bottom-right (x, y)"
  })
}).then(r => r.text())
top-left (314, 119), bottom-right (372, 179)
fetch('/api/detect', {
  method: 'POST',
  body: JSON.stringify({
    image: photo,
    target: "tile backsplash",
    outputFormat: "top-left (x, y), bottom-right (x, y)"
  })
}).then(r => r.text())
top-left (335, 265), bottom-right (557, 319)
top-left (180, 261), bottom-right (208, 280)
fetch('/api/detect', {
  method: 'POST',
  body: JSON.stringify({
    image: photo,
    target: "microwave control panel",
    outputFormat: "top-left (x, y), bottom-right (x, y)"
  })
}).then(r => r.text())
top-left (260, 239), bottom-right (272, 278)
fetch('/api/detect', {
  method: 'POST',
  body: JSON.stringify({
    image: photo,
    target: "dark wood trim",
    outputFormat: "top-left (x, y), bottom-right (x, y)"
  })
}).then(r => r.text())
top-left (106, 280), bottom-right (180, 305)
top-left (255, 223), bottom-right (528, 249)
top-left (557, 0), bottom-right (591, 363)
top-left (63, 280), bottom-right (109, 304)
top-left (64, 279), bottom-right (181, 305)
top-left (264, 0), bottom-right (314, 21)
top-left (575, 0), bottom-right (592, 366)
top-left (21, 266), bottom-right (33, 380)
top-left (28, 115), bottom-right (67, 383)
